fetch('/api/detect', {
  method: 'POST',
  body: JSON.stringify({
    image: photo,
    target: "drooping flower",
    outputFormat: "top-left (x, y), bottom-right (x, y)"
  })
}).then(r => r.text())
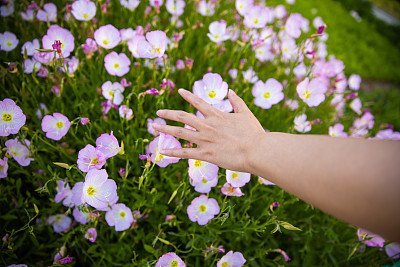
top-left (0, 98), bottom-right (26, 137)
top-left (296, 77), bottom-right (328, 107)
top-left (329, 123), bottom-right (348, 137)
top-left (357, 228), bottom-right (385, 247)
top-left (55, 180), bottom-right (73, 207)
top-left (221, 183), bottom-right (245, 197)
top-left (207, 20), bottom-right (230, 43)
top-left (41, 113), bottom-right (71, 141)
top-left (348, 74), bottom-right (361, 91)
top-left (294, 114), bottom-right (311, 133)
top-left (385, 242), bottom-right (400, 259)
top-left (187, 195), bottom-right (220, 225)
top-left (149, 133), bottom-right (181, 167)
top-left (42, 25), bottom-right (75, 59)
top-left (101, 81), bottom-right (125, 105)
top-left (137, 30), bottom-right (167, 58)
top-left (166, 0), bottom-right (185, 16)
top-left (73, 207), bottom-right (90, 225)
top-left (190, 175), bottom-right (218, 194)
top-left (217, 251), bottom-right (246, 267)
top-left (5, 138), bottom-right (34, 166)
top-left (81, 169), bottom-right (118, 210)
top-left (105, 203), bottom-right (134, 231)
top-left (94, 24), bottom-right (121, 49)
top-left (21, 39), bottom-right (39, 56)
top-left (0, 31), bottom-right (18, 52)
top-left (77, 144), bottom-right (106, 172)
top-left (156, 252), bottom-right (186, 267)
top-left (252, 78), bottom-right (284, 109)
top-left (104, 52), bottom-right (131, 77)
top-left (226, 170), bottom-right (251, 188)
top-left (193, 73), bottom-right (228, 104)
top-left (85, 228), bottom-right (97, 242)
top-left (36, 3), bottom-right (57, 22)
top-left (147, 117), bottom-right (166, 136)
top-left (71, 0), bottom-right (96, 21)
top-left (188, 159), bottom-right (219, 183)
top-left (0, 157), bottom-right (8, 178)
top-left (95, 131), bottom-right (122, 159)
top-left (47, 214), bottom-right (72, 233)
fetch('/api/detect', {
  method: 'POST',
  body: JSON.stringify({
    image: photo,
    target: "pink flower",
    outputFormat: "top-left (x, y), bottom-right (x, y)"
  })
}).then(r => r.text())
top-left (353, 112), bottom-right (374, 130)
top-left (21, 39), bottom-right (39, 56)
top-left (36, 3), bottom-right (57, 22)
top-left (385, 242), bottom-right (400, 259)
top-left (156, 252), bottom-right (186, 267)
top-left (0, 31), bottom-right (18, 52)
top-left (23, 58), bottom-right (41, 74)
top-left (193, 73), bottom-right (228, 104)
top-left (236, 0), bottom-right (253, 16)
top-left (96, 131), bottom-right (122, 159)
top-left (33, 51), bottom-right (51, 64)
top-left (85, 228), bottom-right (97, 242)
top-left (81, 38), bottom-right (98, 55)
top-left (0, 157), bottom-right (8, 178)
top-left (77, 144), bottom-right (106, 172)
top-left (252, 78), bottom-right (284, 109)
top-left (71, 0), bottom-right (96, 21)
top-left (190, 175), bottom-right (218, 193)
top-left (207, 20), bottom-right (230, 43)
top-left (357, 228), bottom-right (385, 247)
top-left (147, 117), bottom-right (166, 135)
top-left (149, 133), bottom-right (181, 167)
top-left (42, 25), bottom-right (75, 59)
top-left (188, 159), bottom-right (219, 183)
top-left (212, 99), bottom-right (233, 113)
top-left (0, 98), bottom-right (26, 136)
top-left (258, 177), bottom-right (275, 185)
top-left (198, 0), bottom-right (215, 16)
top-left (55, 180), bottom-right (73, 207)
top-left (284, 13), bottom-right (304, 38)
top-left (274, 4), bottom-right (287, 19)
top-left (226, 170), bottom-right (251, 188)
top-left (63, 56), bottom-right (79, 74)
top-left (137, 30), bottom-right (167, 58)
top-left (348, 74), bottom-right (361, 91)
top-left (217, 251), bottom-right (246, 267)
top-left (120, 0), bottom-right (140, 11)
top-left (47, 214), bottom-right (71, 233)
top-left (105, 203), bottom-right (134, 231)
top-left (244, 5), bottom-right (270, 28)
top-left (187, 195), bottom-right (220, 225)
top-left (41, 113), bottom-right (71, 141)
top-left (296, 77), bottom-right (328, 107)
top-left (80, 117), bottom-right (90, 125)
top-left (294, 114), bottom-right (311, 133)
top-left (104, 52), bottom-right (131, 77)
top-left (166, 0), bottom-right (185, 16)
top-left (127, 35), bottom-right (146, 58)
top-left (94, 24), bottom-right (121, 49)
top-left (350, 98), bottom-right (362, 115)
top-left (119, 105), bottom-right (133, 119)
top-left (374, 129), bottom-right (400, 140)
top-left (242, 67), bottom-right (258, 83)
top-left (102, 81), bottom-right (125, 105)
top-left (5, 138), bottom-right (33, 166)
top-left (81, 169), bottom-right (118, 210)
top-left (221, 183), bottom-right (245, 197)
top-left (329, 123), bottom-right (348, 137)
top-left (73, 207), bottom-right (90, 225)
top-left (71, 182), bottom-right (84, 206)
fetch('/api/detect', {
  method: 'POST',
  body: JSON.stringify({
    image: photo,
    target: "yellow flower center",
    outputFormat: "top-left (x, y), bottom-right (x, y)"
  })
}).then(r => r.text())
top-left (56, 121), bottom-right (64, 128)
top-left (254, 18), bottom-right (259, 24)
top-left (109, 91), bottom-right (114, 96)
top-left (10, 150), bottom-right (18, 156)
top-left (214, 35), bottom-right (219, 39)
top-left (55, 215), bottom-right (62, 221)
top-left (239, 4), bottom-right (243, 9)
top-left (155, 47), bottom-right (161, 54)
top-left (194, 160), bottom-right (202, 168)
top-left (87, 186), bottom-right (96, 196)
top-left (199, 205), bottom-right (207, 212)
top-left (114, 63), bottom-right (120, 69)
top-left (103, 39), bottom-right (109, 45)
top-left (83, 13), bottom-right (89, 19)
top-left (61, 43), bottom-right (64, 49)
top-left (228, 186), bottom-right (234, 192)
top-left (221, 262), bottom-right (229, 267)
top-left (202, 179), bottom-right (208, 184)
top-left (0, 165), bottom-right (3, 171)
top-left (172, 6), bottom-right (176, 11)
top-left (303, 90), bottom-right (311, 99)
top-left (120, 211), bottom-right (126, 218)
top-left (232, 173), bottom-right (238, 179)
top-left (90, 157), bottom-right (99, 165)
top-left (155, 147), bottom-right (164, 162)
top-left (2, 113), bottom-right (12, 122)
top-left (6, 41), bottom-right (12, 47)
top-left (264, 92), bottom-right (270, 99)
top-left (208, 90), bottom-right (216, 98)
top-left (171, 260), bottom-right (178, 267)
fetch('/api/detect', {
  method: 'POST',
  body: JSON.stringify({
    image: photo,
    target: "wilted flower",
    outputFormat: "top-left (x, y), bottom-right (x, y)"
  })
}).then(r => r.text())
top-left (226, 170), bottom-right (251, 188)
top-left (187, 195), bottom-right (220, 225)
top-left (85, 228), bottom-right (97, 242)
top-left (77, 144), bottom-right (106, 172)
top-left (42, 25), bottom-right (75, 59)
top-left (81, 38), bottom-right (98, 56)
top-left (193, 73), bottom-right (228, 104)
top-left (156, 252), bottom-right (186, 267)
top-left (47, 214), bottom-right (72, 233)
top-left (94, 24), bottom-right (121, 49)
top-left (71, 0), bottom-right (96, 21)
top-left (0, 98), bottom-right (26, 136)
top-left (80, 117), bottom-right (90, 125)
top-left (217, 251), bottom-right (246, 267)
top-left (0, 31), bottom-right (18, 52)
top-left (105, 203), bottom-right (134, 231)
top-left (357, 228), bottom-right (385, 247)
top-left (81, 169), bottom-right (118, 210)
top-left (5, 138), bottom-right (34, 166)
top-left (96, 131), bottom-right (122, 159)
top-left (252, 78), bottom-right (284, 109)
top-left (294, 114), bottom-right (311, 133)
top-left (36, 3), bottom-right (57, 22)
top-left (104, 52), bottom-right (131, 77)
top-left (0, 157), bottom-right (8, 178)
top-left (41, 113), bottom-right (71, 141)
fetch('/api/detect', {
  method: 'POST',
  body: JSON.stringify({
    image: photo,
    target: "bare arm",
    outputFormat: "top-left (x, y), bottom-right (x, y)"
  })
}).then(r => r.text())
top-left (152, 89), bottom-right (400, 241)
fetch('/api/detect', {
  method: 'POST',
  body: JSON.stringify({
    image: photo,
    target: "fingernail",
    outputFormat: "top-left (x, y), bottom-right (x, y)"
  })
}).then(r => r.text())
top-left (156, 110), bottom-right (164, 116)
top-left (228, 89), bottom-right (236, 96)
top-left (178, 88), bottom-right (186, 94)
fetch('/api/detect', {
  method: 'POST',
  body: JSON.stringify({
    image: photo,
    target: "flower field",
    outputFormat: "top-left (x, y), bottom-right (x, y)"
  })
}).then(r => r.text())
top-left (1, 0), bottom-right (399, 266)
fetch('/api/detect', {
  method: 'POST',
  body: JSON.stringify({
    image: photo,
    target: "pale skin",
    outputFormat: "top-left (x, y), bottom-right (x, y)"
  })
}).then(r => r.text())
top-left (152, 88), bottom-right (400, 242)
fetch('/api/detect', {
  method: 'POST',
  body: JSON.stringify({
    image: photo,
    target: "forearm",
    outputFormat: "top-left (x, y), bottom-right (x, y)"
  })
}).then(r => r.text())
top-left (248, 132), bottom-right (400, 241)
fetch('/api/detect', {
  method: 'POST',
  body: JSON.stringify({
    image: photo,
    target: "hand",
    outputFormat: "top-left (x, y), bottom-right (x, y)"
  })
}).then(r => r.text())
top-left (152, 89), bottom-right (266, 172)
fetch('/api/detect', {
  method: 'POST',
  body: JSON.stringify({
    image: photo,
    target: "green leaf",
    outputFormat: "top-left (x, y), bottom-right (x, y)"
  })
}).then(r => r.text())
top-left (278, 221), bottom-right (302, 231)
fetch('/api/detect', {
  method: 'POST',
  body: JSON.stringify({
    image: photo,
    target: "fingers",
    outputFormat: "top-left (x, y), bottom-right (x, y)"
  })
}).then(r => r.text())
top-left (152, 123), bottom-right (199, 143)
top-left (156, 109), bottom-right (203, 130)
top-left (159, 147), bottom-right (204, 160)
top-left (177, 89), bottom-right (217, 117)
top-left (228, 89), bottom-right (250, 114)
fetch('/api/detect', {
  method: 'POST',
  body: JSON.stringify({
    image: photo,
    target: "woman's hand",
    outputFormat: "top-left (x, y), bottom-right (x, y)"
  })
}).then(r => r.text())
top-left (151, 88), bottom-right (266, 172)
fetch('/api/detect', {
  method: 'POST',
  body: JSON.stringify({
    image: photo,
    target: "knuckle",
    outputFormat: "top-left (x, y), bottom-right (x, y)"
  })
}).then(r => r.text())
top-left (181, 149), bottom-right (190, 159)
top-left (176, 111), bottom-right (186, 121)
top-left (175, 128), bottom-right (184, 137)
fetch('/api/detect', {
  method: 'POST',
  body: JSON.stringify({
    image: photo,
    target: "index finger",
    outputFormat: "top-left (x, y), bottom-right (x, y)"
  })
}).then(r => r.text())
top-left (178, 89), bottom-right (217, 117)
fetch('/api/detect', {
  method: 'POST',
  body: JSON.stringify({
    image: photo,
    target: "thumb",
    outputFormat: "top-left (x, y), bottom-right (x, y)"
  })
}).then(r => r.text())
top-left (228, 89), bottom-right (250, 113)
